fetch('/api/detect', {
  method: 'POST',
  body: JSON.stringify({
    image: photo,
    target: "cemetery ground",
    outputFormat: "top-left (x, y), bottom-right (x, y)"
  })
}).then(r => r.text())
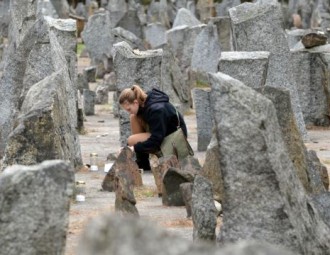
top-left (64, 55), bottom-right (330, 255)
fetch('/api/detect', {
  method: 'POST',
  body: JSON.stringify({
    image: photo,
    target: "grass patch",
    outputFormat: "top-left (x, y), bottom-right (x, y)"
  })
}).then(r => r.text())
top-left (77, 42), bottom-right (85, 55)
top-left (195, 79), bottom-right (210, 88)
top-left (134, 185), bottom-right (157, 199)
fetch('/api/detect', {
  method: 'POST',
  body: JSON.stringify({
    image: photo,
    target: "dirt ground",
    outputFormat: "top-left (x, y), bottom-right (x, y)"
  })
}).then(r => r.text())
top-left (65, 56), bottom-right (330, 255)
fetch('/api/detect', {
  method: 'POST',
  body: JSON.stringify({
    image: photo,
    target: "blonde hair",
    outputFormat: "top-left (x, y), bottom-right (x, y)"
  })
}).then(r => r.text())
top-left (119, 84), bottom-right (147, 106)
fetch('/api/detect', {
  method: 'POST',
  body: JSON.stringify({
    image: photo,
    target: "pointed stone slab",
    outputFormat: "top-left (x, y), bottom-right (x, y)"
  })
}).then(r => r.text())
top-left (229, 0), bottom-right (307, 140)
top-left (209, 72), bottom-right (330, 254)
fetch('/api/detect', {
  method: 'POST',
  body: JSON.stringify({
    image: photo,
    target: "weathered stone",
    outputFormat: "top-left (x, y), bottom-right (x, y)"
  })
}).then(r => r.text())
top-left (95, 85), bottom-right (109, 105)
top-left (0, 160), bottom-right (74, 255)
top-left (116, 10), bottom-right (143, 39)
top-left (207, 16), bottom-right (233, 51)
top-left (112, 41), bottom-right (162, 146)
top-left (302, 32), bottom-right (328, 48)
top-left (215, 0), bottom-right (240, 16)
top-left (180, 155), bottom-right (202, 172)
top-left (201, 130), bottom-right (224, 203)
top-left (219, 51), bottom-right (270, 89)
top-left (102, 147), bottom-right (142, 192)
top-left (192, 175), bottom-right (217, 243)
top-left (81, 11), bottom-right (113, 75)
top-left (307, 150), bottom-right (329, 190)
top-left (257, 86), bottom-right (312, 194)
top-left (209, 72), bottom-right (330, 254)
top-left (144, 22), bottom-right (167, 49)
top-left (290, 50), bottom-right (330, 126)
top-left (147, 0), bottom-right (171, 28)
top-left (162, 167), bottom-right (197, 206)
top-left (172, 8), bottom-right (201, 28)
top-left (166, 24), bottom-right (205, 77)
top-left (229, 0), bottom-right (307, 140)
top-left (50, 0), bottom-right (70, 18)
top-left (78, 214), bottom-right (298, 255)
top-left (83, 66), bottom-right (97, 83)
top-left (115, 170), bottom-right (139, 216)
top-left (192, 88), bottom-right (213, 151)
top-left (191, 22), bottom-right (221, 73)
top-left (151, 154), bottom-right (180, 196)
top-left (286, 29), bottom-right (309, 49)
top-left (0, 0), bottom-right (39, 157)
top-left (77, 72), bottom-right (89, 94)
top-left (161, 43), bottom-right (191, 112)
top-left (83, 89), bottom-right (96, 116)
top-left (112, 26), bottom-right (144, 50)
top-left (312, 192), bottom-right (330, 229)
top-left (180, 182), bottom-right (193, 218)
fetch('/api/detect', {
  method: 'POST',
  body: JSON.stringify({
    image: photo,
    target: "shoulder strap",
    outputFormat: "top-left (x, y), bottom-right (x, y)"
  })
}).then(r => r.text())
top-left (175, 108), bottom-right (180, 129)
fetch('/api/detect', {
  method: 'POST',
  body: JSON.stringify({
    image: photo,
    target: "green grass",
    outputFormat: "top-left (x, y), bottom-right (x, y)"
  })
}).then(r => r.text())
top-left (77, 42), bottom-right (85, 55)
top-left (195, 79), bottom-right (210, 88)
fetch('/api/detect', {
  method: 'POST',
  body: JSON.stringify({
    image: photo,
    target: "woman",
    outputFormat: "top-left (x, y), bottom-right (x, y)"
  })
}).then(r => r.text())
top-left (119, 84), bottom-right (188, 170)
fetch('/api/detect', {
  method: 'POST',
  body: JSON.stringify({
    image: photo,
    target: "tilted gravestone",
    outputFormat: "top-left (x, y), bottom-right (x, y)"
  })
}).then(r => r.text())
top-left (192, 88), bottom-right (213, 151)
top-left (0, 160), bottom-right (74, 255)
top-left (112, 41), bottom-right (163, 146)
top-left (192, 175), bottom-right (217, 243)
top-left (81, 11), bottom-right (114, 77)
top-left (229, 0), bottom-right (307, 140)
top-left (172, 8), bottom-right (201, 28)
top-left (191, 22), bottom-right (221, 74)
top-left (144, 23), bottom-right (167, 49)
top-left (1, 15), bottom-right (82, 171)
top-left (258, 86), bottom-right (326, 195)
top-left (0, 1), bottom-right (81, 170)
top-left (161, 43), bottom-right (191, 113)
top-left (218, 51), bottom-right (270, 89)
top-left (291, 48), bottom-right (330, 126)
top-left (207, 16), bottom-right (233, 52)
top-left (209, 72), bottom-right (330, 254)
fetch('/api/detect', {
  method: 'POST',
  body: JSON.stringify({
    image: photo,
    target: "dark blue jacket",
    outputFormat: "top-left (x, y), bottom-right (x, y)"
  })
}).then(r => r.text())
top-left (134, 88), bottom-right (188, 154)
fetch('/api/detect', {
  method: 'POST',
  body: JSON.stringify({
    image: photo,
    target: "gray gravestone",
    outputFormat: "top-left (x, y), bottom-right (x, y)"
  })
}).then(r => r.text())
top-left (229, 0), bottom-right (308, 140)
top-left (192, 88), bottom-right (213, 151)
top-left (209, 72), bottom-right (330, 254)
top-left (0, 160), bottom-right (74, 255)
top-left (219, 51), bottom-right (270, 89)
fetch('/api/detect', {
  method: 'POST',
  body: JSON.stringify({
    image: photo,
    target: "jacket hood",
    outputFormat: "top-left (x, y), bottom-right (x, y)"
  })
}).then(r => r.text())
top-left (144, 88), bottom-right (169, 107)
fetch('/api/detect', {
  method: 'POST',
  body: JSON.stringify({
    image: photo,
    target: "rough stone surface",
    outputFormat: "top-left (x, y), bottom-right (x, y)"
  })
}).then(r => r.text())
top-left (229, 0), bottom-right (307, 140)
top-left (115, 170), bottom-right (139, 216)
top-left (290, 50), bottom-right (330, 126)
top-left (258, 86), bottom-right (312, 194)
top-left (219, 51), bottom-right (269, 89)
top-left (180, 182), bottom-right (193, 218)
top-left (162, 167), bottom-right (197, 206)
top-left (191, 22), bottom-right (221, 73)
top-left (302, 32), bottom-right (328, 48)
top-left (151, 154), bottom-right (180, 196)
top-left (209, 72), bottom-right (330, 254)
top-left (201, 130), bottom-right (224, 202)
top-left (192, 175), bottom-right (217, 243)
top-left (83, 89), bottom-right (96, 116)
top-left (172, 8), bottom-right (201, 28)
top-left (0, 160), bottom-right (74, 255)
top-left (193, 88), bottom-right (213, 151)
